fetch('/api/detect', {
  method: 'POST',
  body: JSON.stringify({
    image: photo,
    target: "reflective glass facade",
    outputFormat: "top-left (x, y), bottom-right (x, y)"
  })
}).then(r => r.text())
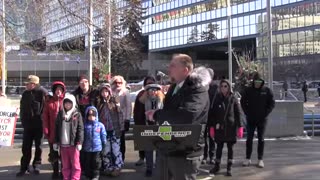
top-left (142, 0), bottom-right (320, 59)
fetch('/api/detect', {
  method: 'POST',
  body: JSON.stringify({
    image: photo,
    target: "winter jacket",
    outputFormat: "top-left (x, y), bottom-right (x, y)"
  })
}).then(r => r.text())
top-left (20, 85), bottom-right (48, 129)
top-left (154, 66), bottom-right (211, 158)
top-left (55, 94), bottom-right (84, 146)
top-left (208, 93), bottom-right (242, 143)
top-left (207, 82), bottom-right (219, 123)
top-left (302, 83), bottom-right (308, 92)
top-left (139, 89), bottom-right (164, 125)
top-left (113, 89), bottom-right (132, 121)
top-left (72, 86), bottom-right (99, 119)
top-left (96, 94), bottom-right (124, 138)
top-left (133, 90), bottom-right (146, 125)
top-left (83, 106), bottom-right (107, 152)
top-left (43, 81), bottom-right (66, 143)
top-left (240, 78), bottom-right (275, 124)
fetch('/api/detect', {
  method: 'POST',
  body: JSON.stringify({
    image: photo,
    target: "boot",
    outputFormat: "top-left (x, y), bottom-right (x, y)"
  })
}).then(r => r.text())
top-left (209, 160), bottom-right (220, 175)
top-left (226, 159), bottom-right (233, 176)
top-left (51, 162), bottom-right (59, 179)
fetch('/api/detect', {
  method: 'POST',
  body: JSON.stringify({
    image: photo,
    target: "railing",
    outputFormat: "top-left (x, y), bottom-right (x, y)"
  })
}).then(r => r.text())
top-left (304, 107), bottom-right (315, 137)
top-left (288, 89), bottom-right (299, 101)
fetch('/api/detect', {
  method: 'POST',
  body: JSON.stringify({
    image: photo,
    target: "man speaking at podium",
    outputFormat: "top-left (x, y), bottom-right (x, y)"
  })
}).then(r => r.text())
top-left (146, 54), bottom-right (211, 180)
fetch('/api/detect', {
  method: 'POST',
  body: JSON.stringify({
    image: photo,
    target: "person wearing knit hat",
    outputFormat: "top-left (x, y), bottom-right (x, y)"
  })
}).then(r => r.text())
top-left (144, 84), bottom-right (162, 91)
top-left (43, 81), bottom-right (66, 178)
top-left (133, 76), bottom-right (156, 167)
top-left (96, 82), bottom-right (124, 177)
top-left (139, 83), bottom-right (164, 177)
top-left (78, 74), bottom-right (89, 83)
top-left (99, 83), bottom-right (112, 95)
top-left (72, 75), bottom-right (99, 172)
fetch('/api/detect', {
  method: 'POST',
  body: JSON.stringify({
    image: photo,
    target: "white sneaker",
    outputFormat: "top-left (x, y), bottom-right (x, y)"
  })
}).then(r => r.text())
top-left (242, 159), bottom-right (251, 166)
top-left (257, 160), bottom-right (264, 168)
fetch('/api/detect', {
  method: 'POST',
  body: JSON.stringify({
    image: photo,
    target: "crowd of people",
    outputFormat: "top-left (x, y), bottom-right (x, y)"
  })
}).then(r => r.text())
top-left (15, 53), bottom-right (275, 180)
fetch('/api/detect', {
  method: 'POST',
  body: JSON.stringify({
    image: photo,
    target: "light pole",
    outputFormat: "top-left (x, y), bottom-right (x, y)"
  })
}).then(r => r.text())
top-left (107, 0), bottom-right (111, 74)
top-left (1, 0), bottom-right (6, 95)
top-left (88, 0), bottom-right (93, 85)
top-left (267, 0), bottom-right (273, 90)
top-left (227, 0), bottom-right (232, 84)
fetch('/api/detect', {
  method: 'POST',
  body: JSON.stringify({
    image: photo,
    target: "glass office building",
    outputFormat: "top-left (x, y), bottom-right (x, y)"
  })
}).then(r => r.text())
top-left (141, 0), bottom-right (320, 80)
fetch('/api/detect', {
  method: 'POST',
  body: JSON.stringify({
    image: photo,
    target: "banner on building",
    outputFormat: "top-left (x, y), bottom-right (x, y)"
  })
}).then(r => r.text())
top-left (0, 107), bottom-right (18, 146)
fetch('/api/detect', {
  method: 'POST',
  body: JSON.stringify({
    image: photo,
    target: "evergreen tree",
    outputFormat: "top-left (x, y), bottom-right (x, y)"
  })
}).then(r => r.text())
top-left (187, 26), bottom-right (199, 43)
top-left (201, 23), bottom-right (219, 41)
top-left (115, 0), bottom-right (147, 77)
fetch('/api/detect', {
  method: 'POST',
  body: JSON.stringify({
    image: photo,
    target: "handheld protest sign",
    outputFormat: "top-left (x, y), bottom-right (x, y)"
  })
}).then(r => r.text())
top-left (0, 107), bottom-right (18, 146)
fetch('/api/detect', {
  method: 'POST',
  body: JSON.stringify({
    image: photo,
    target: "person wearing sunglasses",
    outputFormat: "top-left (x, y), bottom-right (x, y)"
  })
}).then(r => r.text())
top-left (111, 76), bottom-right (132, 162)
top-left (240, 72), bottom-right (275, 168)
top-left (208, 79), bottom-right (243, 176)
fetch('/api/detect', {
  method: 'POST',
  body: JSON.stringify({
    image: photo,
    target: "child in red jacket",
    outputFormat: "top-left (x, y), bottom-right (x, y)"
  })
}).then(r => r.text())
top-left (43, 81), bottom-right (65, 178)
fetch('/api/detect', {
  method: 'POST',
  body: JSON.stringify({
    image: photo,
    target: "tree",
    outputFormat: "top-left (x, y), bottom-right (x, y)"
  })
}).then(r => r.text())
top-left (115, 0), bottom-right (147, 78)
top-left (201, 23), bottom-right (219, 41)
top-left (187, 26), bottom-right (199, 44)
top-left (234, 51), bottom-right (264, 94)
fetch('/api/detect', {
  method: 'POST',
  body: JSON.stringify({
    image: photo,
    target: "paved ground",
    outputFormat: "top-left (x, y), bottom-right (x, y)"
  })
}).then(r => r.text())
top-left (0, 138), bottom-right (320, 180)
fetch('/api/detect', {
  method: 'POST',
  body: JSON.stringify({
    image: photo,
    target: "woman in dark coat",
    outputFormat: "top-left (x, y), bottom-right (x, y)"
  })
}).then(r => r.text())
top-left (208, 79), bottom-right (243, 176)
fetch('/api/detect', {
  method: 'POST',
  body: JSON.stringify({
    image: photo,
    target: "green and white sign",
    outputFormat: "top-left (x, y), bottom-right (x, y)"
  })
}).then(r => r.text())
top-left (141, 126), bottom-right (192, 141)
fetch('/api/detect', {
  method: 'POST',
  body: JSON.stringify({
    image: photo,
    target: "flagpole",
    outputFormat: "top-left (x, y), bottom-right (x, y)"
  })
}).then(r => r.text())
top-left (1, 0), bottom-right (6, 95)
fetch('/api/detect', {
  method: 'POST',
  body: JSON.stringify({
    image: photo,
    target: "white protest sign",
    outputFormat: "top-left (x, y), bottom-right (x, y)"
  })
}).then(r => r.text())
top-left (0, 107), bottom-right (18, 146)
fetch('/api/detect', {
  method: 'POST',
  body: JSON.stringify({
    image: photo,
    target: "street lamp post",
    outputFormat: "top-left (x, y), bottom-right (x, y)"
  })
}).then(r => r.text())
top-left (227, 0), bottom-right (232, 84)
top-left (1, 0), bottom-right (6, 95)
top-left (88, 0), bottom-right (93, 85)
top-left (267, 0), bottom-right (273, 90)
top-left (107, 0), bottom-right (111, 74)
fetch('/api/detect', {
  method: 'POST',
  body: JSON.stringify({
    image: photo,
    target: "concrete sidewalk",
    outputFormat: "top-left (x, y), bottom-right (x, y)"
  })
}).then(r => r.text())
top-left (0, 138), bottom-right (320, 180)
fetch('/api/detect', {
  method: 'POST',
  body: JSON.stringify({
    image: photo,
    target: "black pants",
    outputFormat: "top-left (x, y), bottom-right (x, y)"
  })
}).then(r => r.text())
top-left (139, 151), bottom-right (145, 160)
top-left (49, 144), bottom-right (60, 174)
top-left (84, 152), bottom-right (102, 179)
top-left (203, 126), bottom-right (215, 160)
top-left (156, 153), bottom-right (201, 180)
top-left (303, 92), bottom-right (307, 102)
top-left (246, 122), bottom-right (266, 160)
top-left (216, 142), bottom-right (235, 161)
top-left (20, 128), bottom-right (43, 171)
top-left (80, 150), bottom-right (86, 173)
top-left (120, 131), bottom-right (126, 161)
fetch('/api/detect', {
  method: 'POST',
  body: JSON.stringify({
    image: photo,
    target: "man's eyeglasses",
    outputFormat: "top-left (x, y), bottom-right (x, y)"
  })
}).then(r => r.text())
top-left (115, 81), bottom-right (123, 85)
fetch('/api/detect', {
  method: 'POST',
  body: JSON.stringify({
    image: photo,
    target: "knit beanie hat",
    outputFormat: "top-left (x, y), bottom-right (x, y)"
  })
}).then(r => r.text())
top-left (145, 84), bottom-right (162, 91)
top-left (78, 74), bottom-right (89, 82)
top-left (99, 83), bottom-right (112, 95)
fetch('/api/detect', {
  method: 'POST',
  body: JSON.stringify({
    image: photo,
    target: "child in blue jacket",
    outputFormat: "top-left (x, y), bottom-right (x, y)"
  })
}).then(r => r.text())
top-left (83, 106), bottom-right (107, 180)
